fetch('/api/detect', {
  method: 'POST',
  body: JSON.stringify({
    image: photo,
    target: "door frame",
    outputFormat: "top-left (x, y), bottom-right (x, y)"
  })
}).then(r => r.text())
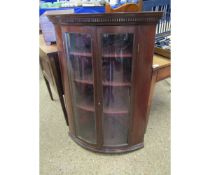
top-left (61, 25), bottom-right (99, 147)
top-left (96, 26), bottom-right (138, 147)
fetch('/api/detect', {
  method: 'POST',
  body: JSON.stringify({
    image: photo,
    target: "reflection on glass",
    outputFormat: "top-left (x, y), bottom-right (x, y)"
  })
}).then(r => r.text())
top-left (102, 33), bottom-right (133, 56)
top-left (102, 58), bottom-right (132, 83)
top-left (102, 33), bottom-right (134, 146)
top-left (69, 33), bottom-right (91, 53)
top-left (70, 55), bottom-right (93, 81)
top-left (64, 32), bottom-right (96, 144)
top-left (103, 86), bottom-right (130, 112)
top-left (75, 109), bottom-right (96, 142)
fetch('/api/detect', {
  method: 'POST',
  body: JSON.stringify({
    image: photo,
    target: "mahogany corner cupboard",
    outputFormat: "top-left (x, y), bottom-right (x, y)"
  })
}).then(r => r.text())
top-left (46, 11), bottom-right (163, 153)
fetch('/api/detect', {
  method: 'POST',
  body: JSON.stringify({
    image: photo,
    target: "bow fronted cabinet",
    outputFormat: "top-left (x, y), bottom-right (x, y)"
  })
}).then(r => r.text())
top-left (46, 11), bottom-right (163, 153)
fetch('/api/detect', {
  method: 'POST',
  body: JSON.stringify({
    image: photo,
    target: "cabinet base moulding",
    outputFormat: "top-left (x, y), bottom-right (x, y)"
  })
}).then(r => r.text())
top-left (68, 131), bottom-right (144, 153)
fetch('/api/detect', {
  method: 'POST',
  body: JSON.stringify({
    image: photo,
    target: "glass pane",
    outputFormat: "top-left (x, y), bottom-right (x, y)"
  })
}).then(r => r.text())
top-left (103, 114), bottom-right (129, 146)
top-left (102, 33), bottom-right (134, 146)
top-left (102, 57), bottom-right (132, 83)
top-left (64, 32), bottom-right (96, 144)
top-left (103, 86), bottom-right (130, 112)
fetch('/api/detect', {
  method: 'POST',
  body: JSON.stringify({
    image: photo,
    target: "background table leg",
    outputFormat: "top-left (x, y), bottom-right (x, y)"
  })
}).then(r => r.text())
top-left (43, 76), bottom-right (54, 101)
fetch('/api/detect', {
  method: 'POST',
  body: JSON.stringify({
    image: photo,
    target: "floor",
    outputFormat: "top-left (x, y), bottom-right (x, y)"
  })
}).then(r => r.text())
top-left (40, 75), bottom-right (171, 175)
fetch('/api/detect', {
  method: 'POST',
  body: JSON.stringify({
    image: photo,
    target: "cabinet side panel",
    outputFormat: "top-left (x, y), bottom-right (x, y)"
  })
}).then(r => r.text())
top-left (54, 24), bottom-right (75, 134)
top-left (131, 24), bottom-right (156, 145)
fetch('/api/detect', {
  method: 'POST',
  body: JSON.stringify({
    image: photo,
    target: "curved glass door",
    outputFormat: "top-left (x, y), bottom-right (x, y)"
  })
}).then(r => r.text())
top-left (101, 33), bottom-right (134, 146)
top-left (64, 33), bottom-right (96, 144)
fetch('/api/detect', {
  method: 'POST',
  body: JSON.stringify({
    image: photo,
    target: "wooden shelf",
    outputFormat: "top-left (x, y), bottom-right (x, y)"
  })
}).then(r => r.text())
top-left (74, 79), bottom-right (93, 85)
top-left (77, 104), bottom-right (94, 112)
top-left (102, 53), bottom-right (132, 58)
top-left (103, 81), bottom-right (131, 87)
top-left (70, 52), bottom-right (92, 57)
top-left (104, 109), bottom-right (128, 115)
top-left (76, 104), bottom-right (128, 115)
top-left (74, 79), bottom-right (131, 87)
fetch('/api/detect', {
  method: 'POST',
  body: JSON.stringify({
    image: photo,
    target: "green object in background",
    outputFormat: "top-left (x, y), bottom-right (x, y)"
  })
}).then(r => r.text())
top-left (53, 2), bottom-right (62, 7)
top-left (40, 2), bottom-right (62, 8)
top-left (41, 3), bottom-right (51, 8)
top-left (40, 2), bottom-right (53, 8)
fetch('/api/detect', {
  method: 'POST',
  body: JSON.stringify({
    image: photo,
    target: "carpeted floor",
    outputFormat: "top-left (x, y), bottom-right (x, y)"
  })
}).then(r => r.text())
top-left (40, 75), bottom-right (170, 175)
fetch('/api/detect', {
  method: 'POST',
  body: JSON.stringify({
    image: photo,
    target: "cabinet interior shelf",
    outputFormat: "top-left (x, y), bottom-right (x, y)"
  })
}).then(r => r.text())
top-left (76, 104), bottom-right (128, 115)
top-left (103, 81), bottom-right (131, 87)
top-left (76, 104), bottom-right (94, 112)
top-left (69, 52), bottom-right (132, 58)
top-left (74, 79), bottom-right (93, 85)
top-left (70, 52), bottom-right (92, 57)
top-left (102, 53), bottom-right (132, 58)
top-left (74, 79), bottom-right (131, 87)
top-left (104, 109), bottom-right (128, 115)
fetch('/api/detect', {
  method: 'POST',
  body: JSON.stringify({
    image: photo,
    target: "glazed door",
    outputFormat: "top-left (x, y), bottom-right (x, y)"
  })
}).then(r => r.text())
top-left (97, 26), bottom-right (137, 147)
top-left (62, 26), bottom-right (97, 144)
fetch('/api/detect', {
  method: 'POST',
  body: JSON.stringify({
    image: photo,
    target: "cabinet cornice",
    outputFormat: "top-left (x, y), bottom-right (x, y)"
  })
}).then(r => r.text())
top-left (46, 12), bottom-right (163, 26)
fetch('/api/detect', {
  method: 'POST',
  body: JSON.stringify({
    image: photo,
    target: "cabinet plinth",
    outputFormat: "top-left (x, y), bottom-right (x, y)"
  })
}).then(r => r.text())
top-left (47, 12), bottom-right (163, 153)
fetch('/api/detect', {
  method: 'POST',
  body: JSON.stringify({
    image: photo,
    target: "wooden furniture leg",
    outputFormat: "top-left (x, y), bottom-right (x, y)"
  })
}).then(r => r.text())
top-left (50, 55), bottom-right (69, 126)
top-left (57, 89), bottom-right (69, 126)
top-left (43, 76), bottom-right (54, 101)
top-left (40, 35), bottom-right (69, 126)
